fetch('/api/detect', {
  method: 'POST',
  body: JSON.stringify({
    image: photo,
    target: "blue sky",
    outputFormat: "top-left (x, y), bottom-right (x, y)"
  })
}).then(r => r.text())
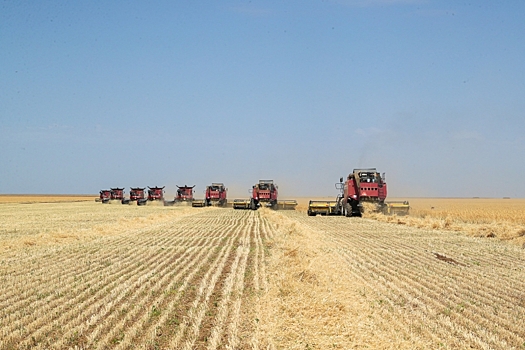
top-left (1, 0), bottom-right (524, 198)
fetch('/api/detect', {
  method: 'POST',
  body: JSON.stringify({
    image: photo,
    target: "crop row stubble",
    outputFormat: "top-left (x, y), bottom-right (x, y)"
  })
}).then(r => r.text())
top-left (2, 201), bottom-right (525, 349)
top-left (280, 210), bottom-right (525, 349)
top-left (0, 203), bottom-right (272, 349)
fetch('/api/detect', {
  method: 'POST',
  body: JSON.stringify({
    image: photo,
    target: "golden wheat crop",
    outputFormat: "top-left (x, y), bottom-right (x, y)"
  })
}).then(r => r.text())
top-left (399, 198), bottom-right (525, 224)
top-left (368, 198), bottom-right (525, 246)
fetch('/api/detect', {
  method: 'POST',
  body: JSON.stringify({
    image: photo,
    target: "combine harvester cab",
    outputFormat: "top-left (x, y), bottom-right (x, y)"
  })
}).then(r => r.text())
top-left (98, 190), bottom-right (111, 203)
top-left (146, 186), bottom-right (165, 205)
top-left (194, 183), bottom-right (227, 207)
top-left (234, 180), bottom-right (297, 210)
top-left (307, 168), bottom-right (409, 217)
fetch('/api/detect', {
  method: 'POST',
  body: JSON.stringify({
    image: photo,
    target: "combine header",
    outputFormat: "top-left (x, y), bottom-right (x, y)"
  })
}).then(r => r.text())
top-left (307, 169), bottom-right (409, 216)
top-left (234, 180), bottom-right (297, 210)
top-left (383, 201), bottom-right (410, 215)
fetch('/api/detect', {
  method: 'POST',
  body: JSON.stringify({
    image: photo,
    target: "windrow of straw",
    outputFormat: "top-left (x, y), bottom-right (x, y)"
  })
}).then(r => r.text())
top-left (257, 208), bottom-right (427, 349)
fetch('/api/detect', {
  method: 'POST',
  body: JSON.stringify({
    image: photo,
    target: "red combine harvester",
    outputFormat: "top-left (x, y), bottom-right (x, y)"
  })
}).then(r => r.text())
top-left (193, 183), bottom-right (227, 207)
top-left (206, 183), bottom-right (227, 207)
top-left (307, 168), bottom-right (409, 217)
top-left (98, 189), bottom-right (111, 203)
top-left (122, 187), bottom-right (147, 205)
top-left (176, 185), bottom-right (195, 202)
top-left (110, 188), bottom-right (125, 202)
top-left (251, 180), bottom-right (277, 209)
top-left (164, 185), bottom-right (195, 206)
top-left (234, 180), bottom-right (297, 210)
top-left (147, 186), bottom-right (165, 203)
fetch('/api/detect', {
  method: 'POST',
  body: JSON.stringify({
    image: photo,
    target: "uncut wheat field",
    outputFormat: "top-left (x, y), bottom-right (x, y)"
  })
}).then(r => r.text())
top-left (1, 198), bottom-right (525, 349)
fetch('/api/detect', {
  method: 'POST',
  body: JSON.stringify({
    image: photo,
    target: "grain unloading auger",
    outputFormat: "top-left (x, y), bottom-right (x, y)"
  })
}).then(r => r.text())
top-left (307, 168), bottom-right (409, 216)
top-left (233, 180), bottom-right (297, 210)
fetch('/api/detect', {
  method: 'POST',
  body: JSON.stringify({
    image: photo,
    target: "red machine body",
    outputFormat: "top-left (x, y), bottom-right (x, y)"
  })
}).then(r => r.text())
top-left (99, 190), bottom-right (111, 203)
top-left (205, 183), bottom-right (227, 206)
top-left (176, 185), bottom-right (195, 202)
top-left (147, 186), bottom-right (165, 201)
top-left (341, 168), bottom-right (387, 216)
top-left (124, 187), bottom-right (147, 205)
top-left (251, 180), bottom-right (278, 209)
top-left (110, 188), bottom-right (125, 201)
top-left (129, 187), bottom-right (146, 201)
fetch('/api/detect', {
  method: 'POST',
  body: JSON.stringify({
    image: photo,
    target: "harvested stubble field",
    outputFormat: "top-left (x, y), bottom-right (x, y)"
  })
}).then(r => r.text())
top-left (1, 197), bottom-right (525, 349)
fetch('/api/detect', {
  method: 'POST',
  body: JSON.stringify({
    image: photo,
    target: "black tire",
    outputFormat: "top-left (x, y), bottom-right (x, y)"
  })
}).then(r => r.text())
top-left (345, 203), bottom-right (353, 217)
top-left (250, 198), bottom-right (257, 210)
